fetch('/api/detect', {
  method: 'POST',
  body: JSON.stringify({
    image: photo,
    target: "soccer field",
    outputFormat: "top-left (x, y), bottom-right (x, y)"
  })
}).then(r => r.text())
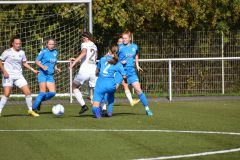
top-left (0, 100), bottom-right (240, 160)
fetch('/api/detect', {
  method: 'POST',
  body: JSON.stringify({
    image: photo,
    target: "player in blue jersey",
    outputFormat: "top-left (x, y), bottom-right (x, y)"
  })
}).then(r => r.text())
top-left (92, 45), bottom-right (127, 119)
top-left (118, 31), bottom-right (153, 116)
top-left (33, 38), bottom-right (61, 111)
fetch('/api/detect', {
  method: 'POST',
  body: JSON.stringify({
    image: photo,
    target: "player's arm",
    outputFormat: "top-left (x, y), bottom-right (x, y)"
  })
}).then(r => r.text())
top-left (22, 61), bottom-right (39, 74)
top-left (135, 53), bottom-right (143, 72)
top-left (95, 58), bottom-right (101, 77)
top-left (35, 60), bottom-right (48, 71)
top-left (118, 63), bottom-right (127, 83)
top-left (35, 51), bottom-right (48, 71)
top-left (54, 64), bottom-right (61, 73)
top-left (69, 48), bottom-right (87, 69)
top-left (0, 60), bottom-right (9, 78)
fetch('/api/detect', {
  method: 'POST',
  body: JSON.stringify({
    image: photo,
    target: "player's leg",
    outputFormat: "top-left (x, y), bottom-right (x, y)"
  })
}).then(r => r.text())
top-left (73, 74), bottom-right (88, 114)
top-left (0, 87), bottom-right (12, 116)
top-left (43, 75), bottom-right (56, 101)
top-left (100, 93), bottom-right (108, 117)
top-left (19, 85), bottom-right (39, 117)
top-left (33, 74), bottom-right (47, 111)
top-left (14, 76), bottom-right (38, 116)
top-left (122, 80), bottom-right (140, 106)
top-left (107, 92), bottom-right (115, 117)
top-left (44, 82), bottom-right (56, 100)
top-left (129, 75), bottom-right (153, 116)
top-left (33, 82), bottom-right (47, 111)
top-left (0, 78), bottom-right (13, 116)
top-left (91, 79), bottom-right (105, 119)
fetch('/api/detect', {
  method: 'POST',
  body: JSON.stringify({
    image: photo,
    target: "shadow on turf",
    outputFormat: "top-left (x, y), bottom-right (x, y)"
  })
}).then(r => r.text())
top-left (3, 114), bottom-right (27, 117)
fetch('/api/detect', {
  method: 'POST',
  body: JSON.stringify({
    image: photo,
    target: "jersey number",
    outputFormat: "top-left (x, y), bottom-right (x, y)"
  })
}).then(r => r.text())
top-left (103, 62), bottom-right (111, 74)
top-left (88, 49), bottom-right (97, 64)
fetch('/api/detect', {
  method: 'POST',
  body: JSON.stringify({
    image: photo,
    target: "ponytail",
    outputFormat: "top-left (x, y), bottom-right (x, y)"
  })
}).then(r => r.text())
top-left (108, 44), bottom-right (119, 65)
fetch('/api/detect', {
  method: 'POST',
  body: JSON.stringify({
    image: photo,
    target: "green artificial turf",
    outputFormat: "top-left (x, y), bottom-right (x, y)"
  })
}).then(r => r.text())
top-left (0, 100), bottom-right (240, 160)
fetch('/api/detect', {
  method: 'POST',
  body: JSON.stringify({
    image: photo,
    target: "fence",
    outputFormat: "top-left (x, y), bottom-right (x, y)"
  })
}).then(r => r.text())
top-left (1, 31), bottom-right (240, 102)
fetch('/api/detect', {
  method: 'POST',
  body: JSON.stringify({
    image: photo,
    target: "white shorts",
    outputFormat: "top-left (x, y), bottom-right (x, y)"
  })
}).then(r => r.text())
top-left (73, 73), bottom-right (97, 88)
top-left (2, 75), bottom-right (28, 88)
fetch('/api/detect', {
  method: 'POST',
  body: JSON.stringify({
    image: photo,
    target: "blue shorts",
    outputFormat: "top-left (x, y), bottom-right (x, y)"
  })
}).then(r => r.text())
top-left (93, 78), bottom-right (116, 102)
top-left (38, 73), bottom-right (55, 83)
top-left (114, 72), bottom-right (123, 85)
top-left (125, 67), bottom-right (139, 85)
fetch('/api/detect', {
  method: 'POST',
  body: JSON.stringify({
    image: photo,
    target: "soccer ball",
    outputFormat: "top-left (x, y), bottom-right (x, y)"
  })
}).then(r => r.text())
top-left (52, 104), bottom-right (64, 116)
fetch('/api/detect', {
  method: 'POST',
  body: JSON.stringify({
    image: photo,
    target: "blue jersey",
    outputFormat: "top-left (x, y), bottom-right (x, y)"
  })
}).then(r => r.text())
top-left (36, 48), bottom-right (58, 75)
top-left (97, 55), bottom-right (126, 78)
top-left (118, 43), bottom-right (138, 68)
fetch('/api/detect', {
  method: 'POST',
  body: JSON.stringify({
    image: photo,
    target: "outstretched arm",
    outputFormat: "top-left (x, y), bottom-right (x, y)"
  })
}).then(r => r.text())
top-left (22, 61), bottom-right (39, 74)
top-left (69, 48), bottom-right (87, 69)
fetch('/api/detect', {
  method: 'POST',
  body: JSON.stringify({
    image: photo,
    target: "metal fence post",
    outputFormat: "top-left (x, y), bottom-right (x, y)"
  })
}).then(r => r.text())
top-left (70, 62), bottom-right (73, 103)
top-left (221, 31), bottom-right (225, 94)
top-left (169, 60), bottom-right (172, 101)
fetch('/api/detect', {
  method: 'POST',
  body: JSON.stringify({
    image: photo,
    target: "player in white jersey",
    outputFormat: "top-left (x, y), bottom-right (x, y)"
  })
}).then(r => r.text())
top-left (69, 32), bottom-right (98, 115)
top-left (0, 36), bottom-right (39, 117)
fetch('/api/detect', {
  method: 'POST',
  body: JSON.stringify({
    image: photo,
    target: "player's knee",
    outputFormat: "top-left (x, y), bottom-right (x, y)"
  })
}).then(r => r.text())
top-left (48, 92), bottom-right (56, 98)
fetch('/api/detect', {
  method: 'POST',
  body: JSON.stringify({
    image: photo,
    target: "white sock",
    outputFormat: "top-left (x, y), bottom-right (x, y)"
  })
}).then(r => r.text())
top-left (0, 96), bottom-right (8, 113)
top-left (25, 95), bottom-right (32, 111)
top-left (145, 106), bottom-right (150, 111)
top-left (101, 103), bottom-right (107, 110)
top-left (125, 90), bottom-right (133, 104)
top-left (74, 89), bottom-right (86, 106)
top-left (89, 87), bottom-right (94, 100)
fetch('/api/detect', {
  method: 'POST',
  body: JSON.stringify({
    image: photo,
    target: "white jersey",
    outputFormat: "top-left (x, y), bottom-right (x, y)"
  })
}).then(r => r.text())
top-left (0, 48), bottom-right (27, 79)
top-left (79, 41), bottom-right (98, 74)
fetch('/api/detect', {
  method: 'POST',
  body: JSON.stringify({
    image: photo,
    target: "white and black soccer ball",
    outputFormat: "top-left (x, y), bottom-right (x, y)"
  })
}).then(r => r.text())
top-left (52, 104), bottom-right (64, 116)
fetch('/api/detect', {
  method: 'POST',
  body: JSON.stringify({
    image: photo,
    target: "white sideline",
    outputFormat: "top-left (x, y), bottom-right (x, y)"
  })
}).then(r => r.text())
top-left (0, 129), bottom-right (240, 136)
top-left (134, 148), bottom-right (240, 160)
top-left (0, 129), bottom-right (239, 159)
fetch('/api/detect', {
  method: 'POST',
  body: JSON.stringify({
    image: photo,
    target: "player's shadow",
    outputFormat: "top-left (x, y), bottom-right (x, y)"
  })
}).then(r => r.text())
top-left (113, 112), bottom-right (141, 116)
top-left (71, 114), bottom-right (94, 118)
top-left (3, 114), bottom-right (27, 117)
top-left (38, 111), bottom-right (52, 115)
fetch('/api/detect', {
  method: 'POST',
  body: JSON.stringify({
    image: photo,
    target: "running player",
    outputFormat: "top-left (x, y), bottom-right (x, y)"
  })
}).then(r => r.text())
top-left (92, 44), bottom-right (127, 119)
top-left (0, 36), bottom-right (39, 117)
top-left (33, 38), bottom-right (61, 111)
top-left (118, 31), bottom-right (153, 116)
top-left (69, 32), bottom-right (98, 115)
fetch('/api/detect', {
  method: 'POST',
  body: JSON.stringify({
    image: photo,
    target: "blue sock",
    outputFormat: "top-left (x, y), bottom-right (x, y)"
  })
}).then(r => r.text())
top-left (43, 92), bottom-right (56, 101)
top-left (33, 92), bottom-right (46, 110)
top-left (138, 92), bottom-right (148, 107)
top-left (107, 93), bottom-right (114, 114)
top-left (92, 106), bottom-right (101, 119)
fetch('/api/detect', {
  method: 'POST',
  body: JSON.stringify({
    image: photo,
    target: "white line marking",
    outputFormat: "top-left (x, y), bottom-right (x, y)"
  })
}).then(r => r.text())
top-left (0, 129), bottom-right (239, 159)
top-left (134, 148), bottom-right (240, 160)
top-left (0, 129), bottom-right (239, 136)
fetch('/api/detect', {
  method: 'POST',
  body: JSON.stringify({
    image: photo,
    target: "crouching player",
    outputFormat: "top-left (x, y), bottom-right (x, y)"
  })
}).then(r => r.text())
top-left (0, 36), bottom-right (39, 117)
top-left (92, 45), bottom-right (127, 119)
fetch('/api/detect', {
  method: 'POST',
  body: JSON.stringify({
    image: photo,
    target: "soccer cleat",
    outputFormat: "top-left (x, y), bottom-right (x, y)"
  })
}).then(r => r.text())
top-left (28, 110), bottom-right (39, 117)
top-left (101, 109), bottom-right (108, 117)
top-left (130, 99), bottom-right (140, 106)
top-left (146, 110), bottom-right (153, 116)
top-left (79, 105), bottom-right (89, 115)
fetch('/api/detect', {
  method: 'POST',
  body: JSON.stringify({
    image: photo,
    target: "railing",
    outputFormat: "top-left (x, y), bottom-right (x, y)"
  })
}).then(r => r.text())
top-left (5, 57), bottom-right (240, 102)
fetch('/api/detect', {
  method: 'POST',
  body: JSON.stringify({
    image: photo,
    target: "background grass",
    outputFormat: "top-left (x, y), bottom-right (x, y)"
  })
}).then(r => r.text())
top-left (0, 100), bottom-right (240, 160)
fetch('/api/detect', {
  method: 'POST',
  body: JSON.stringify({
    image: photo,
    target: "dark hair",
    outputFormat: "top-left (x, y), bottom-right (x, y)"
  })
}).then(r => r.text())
top-left (82, 31), bottom-right (93, 42)
top-left (46, 38), bottom-right (56, 45)
top-left (9, 36), bottom-right (21, 47)
top-left (108, 44), bottom-right (119, 65)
